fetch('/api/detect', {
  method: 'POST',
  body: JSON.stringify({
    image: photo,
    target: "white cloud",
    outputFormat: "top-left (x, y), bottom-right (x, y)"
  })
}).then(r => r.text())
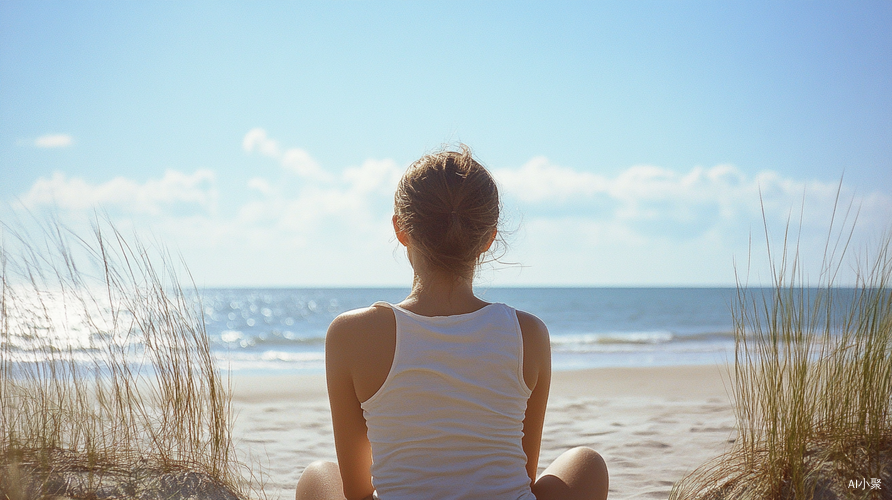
top-left (34, 134), bottom-right (73, 148)
top-left (242, 128), bottom-right (280, 158)
top-left (342, 159), bottom-right (403, 195)
top-left (491, 157), bottom-right (891, 285)
top-left (282, 148), bottom-right (329, 180)
top-left (243, 128), bottom-right (330, 180)
top-left (187, 157), bottom-right (406, 285)
top-left (494, 158), bottom-right (891, 231)
top-left (23, 169), bottom-right (217, 215)
top-left (493, 156), bottom-right (607, 202)
top-left (247, 177), bottom-right (274, 196)
top-left (18, 133), bottom-right (410, 285)
top-left (234, 158), bottom-right (402, 236)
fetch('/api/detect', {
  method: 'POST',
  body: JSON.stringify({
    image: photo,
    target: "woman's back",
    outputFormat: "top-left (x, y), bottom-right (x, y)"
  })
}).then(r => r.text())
top-left (360, 302), bottom-right (535, 500)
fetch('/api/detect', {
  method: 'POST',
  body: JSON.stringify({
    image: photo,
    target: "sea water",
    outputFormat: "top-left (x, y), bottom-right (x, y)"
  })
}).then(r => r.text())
top-left (201, 288), bottom-right (740, 373)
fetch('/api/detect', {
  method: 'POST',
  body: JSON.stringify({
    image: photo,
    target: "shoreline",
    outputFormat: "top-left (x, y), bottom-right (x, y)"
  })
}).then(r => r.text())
top-left (230, 364), bottom-right (736, 499)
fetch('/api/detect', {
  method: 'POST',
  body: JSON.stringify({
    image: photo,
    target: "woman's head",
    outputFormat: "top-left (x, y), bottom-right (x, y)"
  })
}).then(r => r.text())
top-left (394, 145), bottom-right (501, 278)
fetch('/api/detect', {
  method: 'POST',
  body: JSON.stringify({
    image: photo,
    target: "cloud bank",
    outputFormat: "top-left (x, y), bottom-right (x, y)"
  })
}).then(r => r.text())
top-left (492, 157), bottom-right (891, 285)
top-left (493, 157), bottom-right (883, 231)
top-left (23, 170), bottom-right (217, 216)
top-left (14, 130), bottom-right (891, 286)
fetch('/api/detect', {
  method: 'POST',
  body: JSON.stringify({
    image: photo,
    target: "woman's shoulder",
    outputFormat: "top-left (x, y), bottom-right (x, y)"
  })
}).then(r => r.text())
top-left (326, 304), bottom-right (397, 402)
top-left (326, 303), bottom-right (396, 347)
top-left (513, 308), bottom-right (549, 340)
top-left (514, 309), bottom-right (550, 359)
top-left (512, 308), bottom-right (551, 391)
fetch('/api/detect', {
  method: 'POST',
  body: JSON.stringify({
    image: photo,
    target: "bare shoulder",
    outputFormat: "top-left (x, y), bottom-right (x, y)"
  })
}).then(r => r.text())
top-left (326, 304), bottom-right (397, 403)
top-left (515, 309), bottom-right (551, 391)
top-left (326, 304), bottom-right (395, 343)
top-left (326, 305), bottom-right (395, 355)
top-left (515, 309), bottom-right (550, 347)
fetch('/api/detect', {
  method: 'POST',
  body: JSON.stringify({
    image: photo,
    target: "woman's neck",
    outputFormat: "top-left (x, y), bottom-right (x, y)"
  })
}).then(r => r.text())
top-left (399, 270), bottom-right (488, 317)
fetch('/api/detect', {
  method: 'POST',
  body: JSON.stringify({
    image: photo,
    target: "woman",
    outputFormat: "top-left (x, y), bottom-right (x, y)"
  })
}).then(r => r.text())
top-left (296, 146), bottom-right (609, 500)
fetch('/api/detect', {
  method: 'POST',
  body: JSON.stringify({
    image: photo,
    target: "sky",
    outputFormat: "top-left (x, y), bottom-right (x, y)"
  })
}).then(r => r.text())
top-left (1, 1), bottom-right (890, 287)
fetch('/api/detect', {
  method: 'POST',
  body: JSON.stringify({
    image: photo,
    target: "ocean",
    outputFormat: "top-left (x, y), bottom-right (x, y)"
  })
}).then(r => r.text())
top-left (201, 287), bottom-right (740, 373)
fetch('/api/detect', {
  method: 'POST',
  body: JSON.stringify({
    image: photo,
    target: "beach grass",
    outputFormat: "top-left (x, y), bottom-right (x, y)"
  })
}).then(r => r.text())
top-left (670, 202), bottom-right (892, 499)
top-left (0, 217), bottom-right (257, 499)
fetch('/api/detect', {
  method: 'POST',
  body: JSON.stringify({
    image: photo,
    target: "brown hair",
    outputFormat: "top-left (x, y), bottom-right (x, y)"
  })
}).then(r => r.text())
top-left (394, 145), bottom-right (501, 278)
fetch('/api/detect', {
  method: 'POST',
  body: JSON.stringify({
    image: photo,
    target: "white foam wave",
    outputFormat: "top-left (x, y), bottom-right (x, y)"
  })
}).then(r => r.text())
top-left (550, 331), bottom-right (674, 347)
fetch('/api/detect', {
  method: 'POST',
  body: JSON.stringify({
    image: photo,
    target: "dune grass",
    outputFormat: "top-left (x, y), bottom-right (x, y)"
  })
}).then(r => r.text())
top-left (0, 217), bottom-right (256, 499)
top-left (670, 204), bottom-right (892, 498)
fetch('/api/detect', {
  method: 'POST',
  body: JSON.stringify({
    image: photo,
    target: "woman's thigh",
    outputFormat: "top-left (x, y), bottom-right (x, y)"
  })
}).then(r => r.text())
top-left (532, 447), bottom-right (609, 500)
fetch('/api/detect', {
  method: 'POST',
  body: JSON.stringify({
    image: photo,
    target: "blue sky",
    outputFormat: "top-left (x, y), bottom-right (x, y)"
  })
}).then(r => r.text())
top-left (2, 1), bottom-right (890, 286)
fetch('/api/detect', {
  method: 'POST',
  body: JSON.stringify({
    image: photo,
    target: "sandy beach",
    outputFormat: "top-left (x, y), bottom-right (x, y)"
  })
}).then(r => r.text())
top-left (230, 364), bottom-right (736, 500)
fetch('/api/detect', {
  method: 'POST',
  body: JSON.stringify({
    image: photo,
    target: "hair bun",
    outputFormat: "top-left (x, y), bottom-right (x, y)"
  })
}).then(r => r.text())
top-left (394, 145), bottom-right (500, 277)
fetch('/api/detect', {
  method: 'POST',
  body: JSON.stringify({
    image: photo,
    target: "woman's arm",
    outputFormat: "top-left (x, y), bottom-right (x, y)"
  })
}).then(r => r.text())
top-left (517, 311), bottom-right (552, 484)
top-left (326, 314), bottom-right (376, 500)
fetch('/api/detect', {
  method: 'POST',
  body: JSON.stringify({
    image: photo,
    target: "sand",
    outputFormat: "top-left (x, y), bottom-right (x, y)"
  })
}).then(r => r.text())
top-left (229, 364), bottom-right (737, 500)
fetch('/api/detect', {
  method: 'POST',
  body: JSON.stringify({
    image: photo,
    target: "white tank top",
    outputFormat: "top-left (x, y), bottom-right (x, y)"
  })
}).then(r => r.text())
top-left (360, 302), bottom-right (536, 500)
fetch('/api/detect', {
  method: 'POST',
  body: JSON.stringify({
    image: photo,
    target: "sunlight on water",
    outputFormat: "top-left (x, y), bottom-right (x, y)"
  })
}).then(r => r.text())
top-left (8, 287), bottom-right (856, 374)
top-left (2, 286), bottom-right (144, 354)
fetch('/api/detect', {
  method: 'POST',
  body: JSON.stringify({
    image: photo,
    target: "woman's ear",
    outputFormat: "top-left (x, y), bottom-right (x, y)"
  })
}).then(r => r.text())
top-left (482, 228), bottom-right (497, 252)
top-left (393, 215), bottom-right (410, 247)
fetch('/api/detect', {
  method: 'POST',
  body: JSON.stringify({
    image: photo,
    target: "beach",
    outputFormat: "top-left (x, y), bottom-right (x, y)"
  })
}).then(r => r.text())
top-left (230, 364), bottom-right (736, 500)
